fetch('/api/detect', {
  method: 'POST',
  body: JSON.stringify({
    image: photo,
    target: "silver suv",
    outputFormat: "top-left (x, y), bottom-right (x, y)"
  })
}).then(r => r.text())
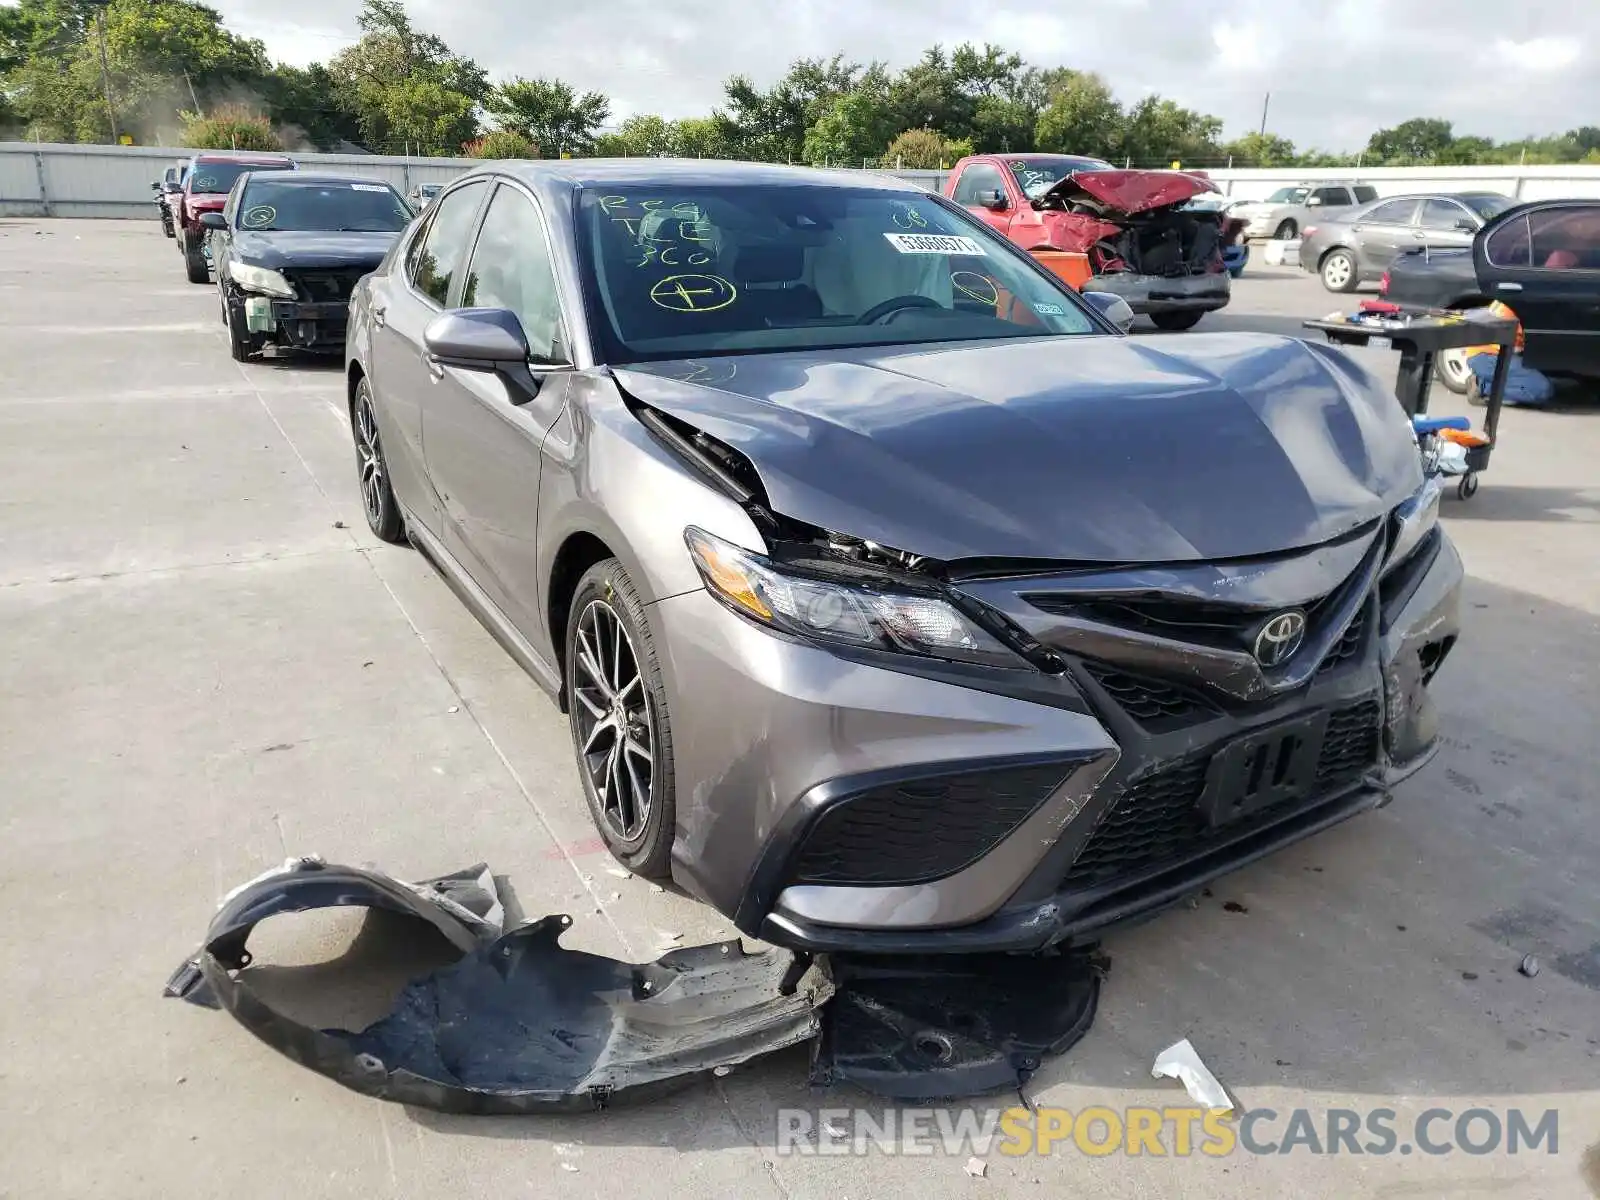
top-left (1230, 182), bottom-right (1379, 241)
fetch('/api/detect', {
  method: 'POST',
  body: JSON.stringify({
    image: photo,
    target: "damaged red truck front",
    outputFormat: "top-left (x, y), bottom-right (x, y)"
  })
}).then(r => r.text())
top-left (944, 153), bottom-right (1244, 331)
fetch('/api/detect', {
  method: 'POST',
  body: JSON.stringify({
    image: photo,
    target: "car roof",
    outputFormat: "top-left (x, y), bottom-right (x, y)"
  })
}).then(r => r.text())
top-left (191, 151), bottom-right (295, 164)
top-left (240, 172), bottom-right (397, 188)
top-left (477, 157), bottom-right (923, 195)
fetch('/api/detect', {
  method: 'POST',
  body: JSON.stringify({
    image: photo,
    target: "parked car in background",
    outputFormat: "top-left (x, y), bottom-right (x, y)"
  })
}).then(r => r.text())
top-left (343, 159), bottom-right (1462, 955)
top-left (408, 181), bottom-right (443, 210)
top-left (202, 173), bottom-right (414, 361)
top-left (1228, 181), bottom-right (1378, 241)
top-left (946, 153), bottom-right (1237, 329)
top-left (150, 163), bottom-right (184, 237)
top-left (1381, 198), bottom-right (1600, 391)
top-left (175, 151), bottom-right (297, 283)
top-left (1299, 192), bottom-right (1515, 293)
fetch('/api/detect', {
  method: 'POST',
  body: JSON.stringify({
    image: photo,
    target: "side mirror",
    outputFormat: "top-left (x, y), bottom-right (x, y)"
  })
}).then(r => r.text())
top-left (1082, 290), bottom-right (1135, 334)
top-left (164, 182), bottom-right (182, 194)
top-left (425, 308), bottom-right (532, 369)
top-left (1306, 196), bottom-right (1324, 207)
top-left (979, 188), bottom-right (1008, 212)
top-left (1455, 219), bottom-right (1477, 233)
top-left (198, 212), bottom-right (227, 230)
top-left (151, 181), bottom-right (161, 193)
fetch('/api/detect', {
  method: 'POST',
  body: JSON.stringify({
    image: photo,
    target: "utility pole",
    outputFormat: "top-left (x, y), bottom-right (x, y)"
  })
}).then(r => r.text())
top-left (184, 70), bottom-right (203, 119)
top-left (90, 3), bottom-right (120, 143)
top-left (1258, 92), bottom-right (1270, 139)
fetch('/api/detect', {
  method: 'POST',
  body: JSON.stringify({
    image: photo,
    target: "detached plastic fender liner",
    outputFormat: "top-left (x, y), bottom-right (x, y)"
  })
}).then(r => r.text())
top-left (165, 858), bottom-right (830, 1114)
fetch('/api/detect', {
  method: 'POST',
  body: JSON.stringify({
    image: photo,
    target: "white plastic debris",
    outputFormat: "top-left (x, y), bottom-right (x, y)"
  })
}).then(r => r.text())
top-left (648, 883), bottom-right (664, 894)
top-left (560, 1162), bottom-right (579, 1173)
top-left (604, 866), bottom-right (633, 880)
top-left (964, 1157), bottom-right (988, 1178)
top-left (1151, 1038), bottom-right (1232, 1112)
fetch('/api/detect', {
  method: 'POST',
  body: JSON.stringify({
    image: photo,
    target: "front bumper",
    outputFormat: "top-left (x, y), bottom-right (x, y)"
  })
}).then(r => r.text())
top-left (1243, 215), bottom-right (1281, 239)
top-left (654, 525), bottom-right (1464, 955)
top-left (267, 299), bottom-right (349, 349)
top-left (1086, 271), bottom-right (1231, 315)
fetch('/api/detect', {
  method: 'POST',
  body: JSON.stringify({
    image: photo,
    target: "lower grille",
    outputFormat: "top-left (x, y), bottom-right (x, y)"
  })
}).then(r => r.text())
top-left (1064, 697), bottom-right (1381, 886)
top-left (287, 268), bottom-right (366, 303)
top-left (789, 763), bottom-right (1070, 887)
top-left (1083, 662), bottom-right (1219, 733)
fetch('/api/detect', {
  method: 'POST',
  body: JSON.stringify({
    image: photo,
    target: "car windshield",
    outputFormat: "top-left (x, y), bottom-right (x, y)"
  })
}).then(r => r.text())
top-left (1007, 156), bottom-right (1115, 198)
top-left (577, 184), bottom-right (1100, 364)
top-left (1265, 187), bottom-right (1311, 205)
top-left (189, 161), bottom-right (292, 195)
top-left (236, 179), bottom-right (413, 232)
top-left (1462, 194), bottom-right (1514, 220)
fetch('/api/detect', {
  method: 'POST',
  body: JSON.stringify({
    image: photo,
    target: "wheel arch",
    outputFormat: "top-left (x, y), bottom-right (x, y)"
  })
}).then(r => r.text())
top-left (547, 531), bottom-right (620, 706)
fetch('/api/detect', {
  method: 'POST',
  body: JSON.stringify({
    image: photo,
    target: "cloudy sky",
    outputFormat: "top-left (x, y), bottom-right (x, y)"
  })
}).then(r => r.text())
top-left (215, 0), bottom-right (1597, 150)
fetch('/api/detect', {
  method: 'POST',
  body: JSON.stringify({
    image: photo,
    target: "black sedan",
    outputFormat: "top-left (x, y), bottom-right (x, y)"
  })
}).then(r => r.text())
top-left (1299, 192), bottom-right (1514, 292)
top-left (343, 159), bottom-right (1462, 955)
top-left (200, 173), bottom-right (414, 361)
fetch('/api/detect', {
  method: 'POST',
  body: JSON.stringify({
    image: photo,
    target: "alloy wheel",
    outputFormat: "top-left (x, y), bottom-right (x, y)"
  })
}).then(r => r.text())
top-left (355, 393), bottom-right (386, 526)
top-left (571, 599), bottom-right (654, 842)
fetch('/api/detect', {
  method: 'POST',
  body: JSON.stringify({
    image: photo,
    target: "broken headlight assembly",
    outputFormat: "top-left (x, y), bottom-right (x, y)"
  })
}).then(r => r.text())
top-left (684, 526), bottom-right (1029, 670)
top-left (1382, 478), bottom-right (1442, 576)
top-left (228, 261), bottom-right (295, 299)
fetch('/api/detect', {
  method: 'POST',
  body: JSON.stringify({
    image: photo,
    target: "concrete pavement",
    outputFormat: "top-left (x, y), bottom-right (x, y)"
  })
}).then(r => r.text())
top-left (1, 219), bottom-right (1596, 1199)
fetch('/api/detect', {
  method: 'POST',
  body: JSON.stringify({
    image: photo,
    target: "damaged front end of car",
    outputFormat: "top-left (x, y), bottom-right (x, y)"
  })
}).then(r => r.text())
top-left (1029, 170), bottom-right (1242, 320)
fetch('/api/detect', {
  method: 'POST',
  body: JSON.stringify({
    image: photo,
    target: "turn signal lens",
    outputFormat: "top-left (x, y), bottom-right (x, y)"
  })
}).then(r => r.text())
top-left (684, 528), bottom-right (771, 620)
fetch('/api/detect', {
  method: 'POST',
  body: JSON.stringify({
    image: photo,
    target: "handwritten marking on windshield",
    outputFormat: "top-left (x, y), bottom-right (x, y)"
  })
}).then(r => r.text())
top-left (951, 271), bottom-right (999, 305)
top-left (242, 206), bottom-right (276, 229)
top-left (891, 204), bottom-right (930, 230)
top-left (649, 274), bottom-right (738, 313)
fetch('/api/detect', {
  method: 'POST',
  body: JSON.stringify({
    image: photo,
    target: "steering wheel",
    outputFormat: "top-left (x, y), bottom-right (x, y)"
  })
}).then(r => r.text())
top-left (858, 294), bottom-right (942, 325)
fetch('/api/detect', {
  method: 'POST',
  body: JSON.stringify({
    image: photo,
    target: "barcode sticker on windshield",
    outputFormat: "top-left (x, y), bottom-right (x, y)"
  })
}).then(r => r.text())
top-left (350, 184), bottom-right (389, 192)
top-left (883, 233), bottom-right (987, 256)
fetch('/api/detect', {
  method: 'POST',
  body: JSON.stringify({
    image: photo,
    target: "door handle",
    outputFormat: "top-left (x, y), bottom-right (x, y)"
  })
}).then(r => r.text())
top-left (425, 354), bottom-right (444, 380)
top-left (1497, 282), bottom-right (1523, 292)
top-left (1411, 231), bottom-right (1427, 239)
top-left (371, 305), bottom-right (387, 328)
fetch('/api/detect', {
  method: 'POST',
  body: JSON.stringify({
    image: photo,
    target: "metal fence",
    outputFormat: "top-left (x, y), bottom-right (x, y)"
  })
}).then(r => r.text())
top-left (5, 141), bottom-right (1600, 220)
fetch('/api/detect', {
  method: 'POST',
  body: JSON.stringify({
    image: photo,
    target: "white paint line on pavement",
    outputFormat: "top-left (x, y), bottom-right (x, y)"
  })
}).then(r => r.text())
top-left (8, 322), bottom-right (216, 335)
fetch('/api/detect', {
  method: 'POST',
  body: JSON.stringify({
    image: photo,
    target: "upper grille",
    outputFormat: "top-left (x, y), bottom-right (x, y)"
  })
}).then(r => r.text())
top-left (1063, 697), bottom-right (1381, 886)
top-left (788, 763), bottom-right (1070, 887)
top-left (1316, 607), bottom-right (1368, 676)
top-left (287, 268), bottom-right (367, 303)
top-left (1082, 662), bottom-right (1220, 733)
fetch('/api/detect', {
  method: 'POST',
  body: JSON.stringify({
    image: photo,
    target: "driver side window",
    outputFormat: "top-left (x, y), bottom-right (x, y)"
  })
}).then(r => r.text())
top-left (407, 181), bottom-right (486, 306)
top-left (461, 184), bottom-right (568, 364)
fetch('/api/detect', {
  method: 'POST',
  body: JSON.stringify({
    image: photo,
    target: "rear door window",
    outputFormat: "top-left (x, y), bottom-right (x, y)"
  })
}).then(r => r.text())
top-left (1525, 206), bottom-right (1600, 270)
top-left (1353, 186), bottom-right (1378, 203)
top-left (1419, 199), bottom-right (1472, 230)
top-left (1364, 199), bottom-right (1419, 225)
top-left (1315, 187), bottom-right (1353, 206)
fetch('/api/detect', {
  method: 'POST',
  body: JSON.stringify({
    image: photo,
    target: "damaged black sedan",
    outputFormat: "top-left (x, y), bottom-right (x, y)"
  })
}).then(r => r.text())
top-left (203, 172), bottom-right (414, 360)
top-left (345, 160), bottom-right (1463, 957)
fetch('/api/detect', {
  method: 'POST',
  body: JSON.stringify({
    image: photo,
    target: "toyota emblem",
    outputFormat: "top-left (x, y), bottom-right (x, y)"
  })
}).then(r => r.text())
top-left (1253, 610), bottom-right (1307, 667)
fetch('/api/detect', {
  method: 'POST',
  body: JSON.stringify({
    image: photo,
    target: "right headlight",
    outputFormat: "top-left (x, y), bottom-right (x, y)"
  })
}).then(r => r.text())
top-left (684, 527), bottom-right (1030, 670)
top-left (228, 262), bottom-right (295, 299)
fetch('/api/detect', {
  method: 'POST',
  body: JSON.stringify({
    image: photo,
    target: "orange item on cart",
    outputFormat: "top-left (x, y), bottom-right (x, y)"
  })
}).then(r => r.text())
top-left (1029, 250), bottom-right (1094, 291)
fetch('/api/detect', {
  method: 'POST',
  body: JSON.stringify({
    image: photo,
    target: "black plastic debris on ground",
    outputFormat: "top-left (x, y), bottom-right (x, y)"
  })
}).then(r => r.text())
top-left (810, 951), bottom-right (1104, 1101)
top-left (165, 857), bottom-right (830, 1114)
top-left (167, 857), bottom-right (1105, 1112)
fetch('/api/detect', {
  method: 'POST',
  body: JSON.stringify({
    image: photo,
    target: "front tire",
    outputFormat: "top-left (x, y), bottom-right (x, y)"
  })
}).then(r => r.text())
top-left (1274, 219), bottom-right (1298, 240)
top-left (352, 377), bottom-right (405, 543)
top-left (1150, 310), bottom-right (1204, 332)
top-left (1320, 249), bottom-right (1358, 293)
top-left (223, 286), bottom-right (263, 362)
top-left (565, 559), bottom-right (676, 879)
top-left (182, 233), bottom-right (209, 284)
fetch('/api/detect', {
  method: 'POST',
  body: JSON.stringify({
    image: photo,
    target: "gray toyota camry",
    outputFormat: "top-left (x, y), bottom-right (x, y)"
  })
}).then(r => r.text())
top-left (344, 159), bottom-right (1462, 954)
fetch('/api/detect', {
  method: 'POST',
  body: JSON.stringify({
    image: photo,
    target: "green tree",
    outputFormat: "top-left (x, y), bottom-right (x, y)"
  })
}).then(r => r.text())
top-left (326, 0), bottom-right (486, 153)
top-left (1117, 95), bottom-right (1223, 165)
top-left (1033, 71), bottom-right (1122, 159)
top-left (801, 64), bottom-right (895, 164)
top-left (464, 129), bottom-right (538, 158)
top-left (259, 62), bottom-right (365, 150)
top-left (884, 126), bottom-right (969, 169)
top-left (718, 53), bottom-right (861, 161)
top-left (593, 113), bottom-right (670, 156)
top-left (181, 103), bottom-right (280, 150)
top-left (1220, 131), bottom-right (1297, 166)
top-left (669, 115), bottom-right (733, 158)
top-left (487, 76), bottom-right (609, 156)
top-left (1365, 117), bottom-right (1454, 164)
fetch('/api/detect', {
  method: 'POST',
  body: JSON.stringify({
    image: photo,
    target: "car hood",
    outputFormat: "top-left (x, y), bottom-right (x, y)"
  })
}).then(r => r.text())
top-left (1042, 169), bottom-right (1217, 215)
top-left (615, 334), bottom-right (1421, 564)
top-left (232, 230), bottom-right (399, 271)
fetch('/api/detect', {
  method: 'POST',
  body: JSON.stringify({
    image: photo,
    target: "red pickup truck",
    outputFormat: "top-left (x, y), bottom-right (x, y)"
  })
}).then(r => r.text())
top-left (174, 151), bottom-right (297, 283)
top-left (943, 153), bottom-right (1241, 330)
